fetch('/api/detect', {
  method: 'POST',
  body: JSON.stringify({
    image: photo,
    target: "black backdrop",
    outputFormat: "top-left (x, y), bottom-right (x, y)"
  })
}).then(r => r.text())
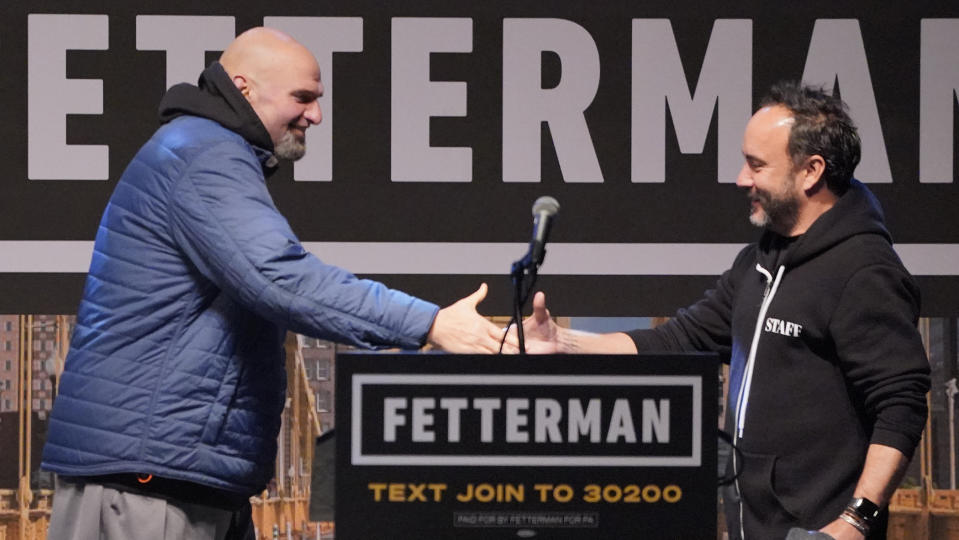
top-left (2, 1), bottom-right (957, 315)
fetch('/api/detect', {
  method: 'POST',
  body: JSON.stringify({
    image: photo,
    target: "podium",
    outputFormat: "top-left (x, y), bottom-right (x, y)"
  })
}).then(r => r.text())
top-left (331, 353), bottom-right (717, 539)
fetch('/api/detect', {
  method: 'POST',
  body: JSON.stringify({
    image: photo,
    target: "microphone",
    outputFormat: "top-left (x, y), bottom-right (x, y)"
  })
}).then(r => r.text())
top-left (503, 196), bottom-right (560, 354)
top-left (527, 196), bottom-right (560, 269)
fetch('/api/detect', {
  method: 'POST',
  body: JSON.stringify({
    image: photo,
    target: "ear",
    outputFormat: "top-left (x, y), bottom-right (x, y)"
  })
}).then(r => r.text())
top-left (232, 75), bottom-right (251, 98)
top-left (800, 155), bottom-right (826, 191)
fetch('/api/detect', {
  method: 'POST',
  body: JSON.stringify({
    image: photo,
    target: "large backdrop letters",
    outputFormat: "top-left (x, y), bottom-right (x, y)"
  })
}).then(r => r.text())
top-left (2, 1), bottom-right (958, 315)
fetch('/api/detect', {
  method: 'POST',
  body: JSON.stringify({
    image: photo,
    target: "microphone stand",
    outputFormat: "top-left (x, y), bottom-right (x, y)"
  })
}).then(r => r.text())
top-left (502, 195), bottom-right (558, 355)
top-left (509, 254), bottom-right (539, 355)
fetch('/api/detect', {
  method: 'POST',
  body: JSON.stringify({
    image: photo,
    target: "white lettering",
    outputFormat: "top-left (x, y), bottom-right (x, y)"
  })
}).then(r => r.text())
top-left (381, 395), bottom-right (676, 445)
top-left (764, 317), bottom-right (803, 337)
top-left (606, 398), bottom-right (637, 443)
top-left (391, 17), bottom-right (472, 182)
top-left (502, 18), bottom-right (603, 183)
top-left (265, 17), bottom-right (364, 182)
top-left (567, 398), bottom-right (601, 443)
top-left (534, 398), bottom-right (563, 443)
top-left (383, 397), bottom-right (407, 442)
top-left (411, 397), bottom-right (436, 442)
top-left (135, 16), bottom-right (235, 88)
top-left (473, 398), bottom-right (501, 443)
top-left (631, 19), bottom-right (752, 183)
top-left (642, 398), bottom-right (670, 443)
top-left (439, 397), bottom-right (468, 442)
top-left (28, 14), bottom-right (109, 180)
top-left (920, 19), bottom-right (959, 183)
top-left (505, 398), bottom-right (530, 443)
top-left (802, 19), bottom-right (892, 183)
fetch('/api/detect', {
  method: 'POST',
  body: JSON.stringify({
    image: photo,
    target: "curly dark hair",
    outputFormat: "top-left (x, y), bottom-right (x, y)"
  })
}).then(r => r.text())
top-left (759, 82), bottom-right (861, 196)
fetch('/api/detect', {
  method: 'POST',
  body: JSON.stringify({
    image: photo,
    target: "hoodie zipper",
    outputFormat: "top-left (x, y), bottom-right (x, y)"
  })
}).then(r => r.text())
top-left (733, 263), bottom-right (785, 539)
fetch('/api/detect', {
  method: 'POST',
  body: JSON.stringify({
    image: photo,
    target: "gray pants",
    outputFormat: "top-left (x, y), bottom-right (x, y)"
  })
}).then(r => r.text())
top-left (47, 476), bottom-right (236, 540)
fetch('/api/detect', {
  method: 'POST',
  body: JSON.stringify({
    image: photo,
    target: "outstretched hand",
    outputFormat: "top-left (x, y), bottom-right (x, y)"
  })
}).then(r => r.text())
top-left (427, 284), bottom-right (504, 353)
top-left (504, 291), bottom-right (564, 354)
top-left (504, 292), bottom-right (638, 354)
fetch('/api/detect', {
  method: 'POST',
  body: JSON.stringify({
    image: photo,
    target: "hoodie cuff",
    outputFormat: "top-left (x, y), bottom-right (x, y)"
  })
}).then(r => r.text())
top-left (869, 406), bottom-right (926, 458)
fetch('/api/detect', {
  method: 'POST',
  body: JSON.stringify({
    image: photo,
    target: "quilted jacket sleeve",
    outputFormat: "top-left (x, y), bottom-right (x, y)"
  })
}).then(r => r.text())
top-left (167, 141), bottom-right (439, 349)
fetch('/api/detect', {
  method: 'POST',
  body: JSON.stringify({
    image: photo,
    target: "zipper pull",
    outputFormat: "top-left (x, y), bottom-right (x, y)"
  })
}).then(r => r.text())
top-left (756, 264), bottom-right (773, 297)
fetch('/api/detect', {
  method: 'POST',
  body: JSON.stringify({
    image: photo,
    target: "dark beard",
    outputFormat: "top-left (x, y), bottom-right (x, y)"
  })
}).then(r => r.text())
top-left (750, 188), bottom-right (800, 234)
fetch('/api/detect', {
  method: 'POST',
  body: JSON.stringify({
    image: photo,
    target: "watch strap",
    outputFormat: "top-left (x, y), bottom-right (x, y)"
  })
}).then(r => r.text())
top-left (847, 496), bottom-right (881, 524)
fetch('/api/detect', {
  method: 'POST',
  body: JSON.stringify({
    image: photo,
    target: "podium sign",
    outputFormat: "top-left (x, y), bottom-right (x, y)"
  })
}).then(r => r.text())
top-left (335, 353), bottom-right (718, 538)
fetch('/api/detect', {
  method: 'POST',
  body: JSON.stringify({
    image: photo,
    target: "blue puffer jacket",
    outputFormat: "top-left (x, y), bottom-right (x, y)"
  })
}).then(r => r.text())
top-left (41, 63), bottom-right (438, 495)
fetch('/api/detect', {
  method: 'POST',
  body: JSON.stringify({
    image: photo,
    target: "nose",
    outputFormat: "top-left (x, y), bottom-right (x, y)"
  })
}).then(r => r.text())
top-left (304, 100), bottom-right (322, 126)
top-left (735, 163), bottom-right (752, 188)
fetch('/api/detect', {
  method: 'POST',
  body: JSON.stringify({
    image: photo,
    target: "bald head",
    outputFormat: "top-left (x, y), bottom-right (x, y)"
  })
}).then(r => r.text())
top-left (220, 27), bottom-right (314, 81)
top-left (220, 27), bottom-right (324, 160)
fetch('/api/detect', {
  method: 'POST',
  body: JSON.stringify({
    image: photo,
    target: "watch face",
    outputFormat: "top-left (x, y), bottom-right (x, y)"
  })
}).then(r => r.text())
top-left (852, 497), bottom-right (881, 519)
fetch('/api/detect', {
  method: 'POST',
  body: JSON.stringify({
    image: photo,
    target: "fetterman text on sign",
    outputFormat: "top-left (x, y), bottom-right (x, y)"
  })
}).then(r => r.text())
top-left (336, 353), bottom-right (718, 539)
top-left (351, 374), bottom-right (701, 466)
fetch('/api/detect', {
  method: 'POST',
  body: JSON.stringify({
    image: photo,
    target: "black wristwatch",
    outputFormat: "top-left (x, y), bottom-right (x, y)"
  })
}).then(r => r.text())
top-left (847, 496), bottom-right (881, 525)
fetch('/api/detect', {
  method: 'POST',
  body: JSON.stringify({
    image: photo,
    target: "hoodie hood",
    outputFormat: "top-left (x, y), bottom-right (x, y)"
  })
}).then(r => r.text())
top-left (158, 62), bottom-right (276, 157)
top-left (758, 179), bottom-right (891, 269)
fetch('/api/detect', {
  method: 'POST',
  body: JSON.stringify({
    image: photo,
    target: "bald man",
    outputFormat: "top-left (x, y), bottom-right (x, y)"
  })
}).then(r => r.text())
top-left (42, 28), bottom-right (503, 540)
top-left (218, 28), bottom-right (321, 162)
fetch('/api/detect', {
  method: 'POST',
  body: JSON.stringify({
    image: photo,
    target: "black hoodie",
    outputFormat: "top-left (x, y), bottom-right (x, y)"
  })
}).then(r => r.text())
top-left (158, 62), bottom-right (277, 173)
top-left (627, 180), bottom-right (930, 538)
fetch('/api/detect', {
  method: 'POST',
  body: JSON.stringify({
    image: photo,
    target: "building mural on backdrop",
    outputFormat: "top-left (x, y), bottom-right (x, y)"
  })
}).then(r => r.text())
top-left (1, 1), bottom-right (958, 315)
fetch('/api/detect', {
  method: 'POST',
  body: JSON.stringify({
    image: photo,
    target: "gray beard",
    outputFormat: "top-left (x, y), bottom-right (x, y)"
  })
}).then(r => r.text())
top-left (275, 130), bottom-right (306, 161)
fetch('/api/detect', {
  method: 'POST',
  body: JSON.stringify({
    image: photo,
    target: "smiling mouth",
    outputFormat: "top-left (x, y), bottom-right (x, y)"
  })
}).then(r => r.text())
top-left (290, 126), bottom-right (307, 140)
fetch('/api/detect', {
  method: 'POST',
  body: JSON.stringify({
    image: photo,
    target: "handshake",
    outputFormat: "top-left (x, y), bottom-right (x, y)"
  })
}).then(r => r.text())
top-left (425, 284), bottom-right (638, 355)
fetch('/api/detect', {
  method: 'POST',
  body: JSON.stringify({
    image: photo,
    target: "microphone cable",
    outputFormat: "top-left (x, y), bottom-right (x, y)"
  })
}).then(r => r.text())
top-left (717, 429), bottom-right (743, 487)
